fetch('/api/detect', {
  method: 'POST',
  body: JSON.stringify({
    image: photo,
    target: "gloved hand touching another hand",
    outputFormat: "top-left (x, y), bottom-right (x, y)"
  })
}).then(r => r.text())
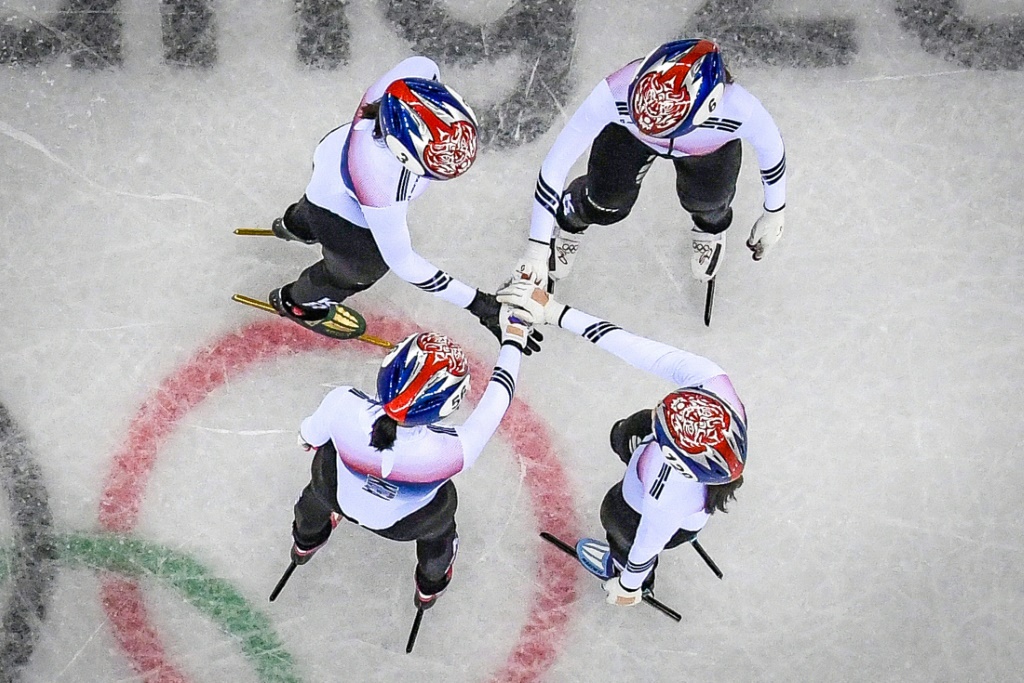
top-left (495, 279), bottom-right (568, 327)
top-left (498, 304), bottom-right (534, 352)
top-left (468, 289), bottom-right (543, 355)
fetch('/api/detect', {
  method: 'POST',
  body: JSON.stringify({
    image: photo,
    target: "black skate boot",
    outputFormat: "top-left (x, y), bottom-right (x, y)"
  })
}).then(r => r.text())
top-left (413, 564), bottom-right (453, 611)
top-left (269, 284), bottom-right (328, 323)
top-left (290, 522), bottom-right (331, 565)
top-left (271, 217), bottom-right (317, 244)
top-left (290, 539), bottom-right (327, 565)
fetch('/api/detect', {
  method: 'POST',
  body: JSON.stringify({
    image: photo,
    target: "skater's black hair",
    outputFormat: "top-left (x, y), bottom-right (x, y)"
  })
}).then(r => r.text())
top-left (359, 101), bottom-right (383, 138)
top-left (369, 413), bottom-right (399, 451)
top-left (705, 475), bottom-right (743, 514)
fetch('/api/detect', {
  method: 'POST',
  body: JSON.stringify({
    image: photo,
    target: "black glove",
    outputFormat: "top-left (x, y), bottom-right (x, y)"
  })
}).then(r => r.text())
top-left (467, 290), bottom-right (542, 355)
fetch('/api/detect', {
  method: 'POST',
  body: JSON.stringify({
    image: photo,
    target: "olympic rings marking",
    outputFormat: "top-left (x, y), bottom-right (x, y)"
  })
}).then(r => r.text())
top-left (96, 314), bottom-right (582, 681)
top-left (0, 532), bottom-right (301, 683)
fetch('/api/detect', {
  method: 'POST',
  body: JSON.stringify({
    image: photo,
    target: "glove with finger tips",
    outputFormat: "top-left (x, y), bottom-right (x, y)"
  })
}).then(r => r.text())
top-left (496, 280), bottom-right (567, 327)
top-left (467, 290), bottom-right (502, 338)
top-left (511, 240), bottom-right (551, 289)
top-left (498, 304), bottom-right (534, 352)
top-left (468, 289), bottom-right (543, 354)
top-left (602, 577), bottom-right (643, 607)
top-left (746, 207), bottom-right (784, 261)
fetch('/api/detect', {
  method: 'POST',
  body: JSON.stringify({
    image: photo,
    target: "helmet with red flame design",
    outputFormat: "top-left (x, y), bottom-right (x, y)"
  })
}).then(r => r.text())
top-left (628, 39), bottom-right (726, 138)
top-left (652, 387), bottom-right (747, 484)
top-left (378, 78), bottom-right (479, 180)
top-left (376, 332), bottom-right (471, 426)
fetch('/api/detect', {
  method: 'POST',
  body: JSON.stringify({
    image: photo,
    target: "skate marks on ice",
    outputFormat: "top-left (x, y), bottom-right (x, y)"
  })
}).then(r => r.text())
top-left (0, 402), bottom-right (302, 683)
top-left (5, 1), bottom-right (1022, 78)
top-left (93, 315), bottom-right (580, 681)
top-left (0, 402), bottom-right (57, 683)
top-left (688, 0), bottom-right (1024, 69)
top-left (0, 0), bottom-right (577, 148)
top-left (380, 0), bottom-right (576, 147)
top-left (3, 0), bottom-right (1021, 158)
top-left (0, 0), bottom-right (215, 68)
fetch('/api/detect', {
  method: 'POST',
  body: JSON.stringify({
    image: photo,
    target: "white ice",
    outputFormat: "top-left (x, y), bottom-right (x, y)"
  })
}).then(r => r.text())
top-left (2, 1), bottom-right (1023, 682)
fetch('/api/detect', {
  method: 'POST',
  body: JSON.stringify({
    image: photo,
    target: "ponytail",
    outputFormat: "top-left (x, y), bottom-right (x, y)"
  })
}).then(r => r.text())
top-left (369, 413), bottom-right (398, 451)
top-left (359, 100), bottom-right (383, 138)
top-left (359, 101), bottom-right (381, 120)
top-left (705, 475), bottom-right (743, 514)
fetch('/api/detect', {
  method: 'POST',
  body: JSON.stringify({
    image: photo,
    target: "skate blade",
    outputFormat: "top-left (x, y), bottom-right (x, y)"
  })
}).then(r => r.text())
top-left (231, 294), bottom-right (394, 349)
top-left (232, 293), bottom-right (275, 312)
top-left (234, 227), bottom-right (274, 236)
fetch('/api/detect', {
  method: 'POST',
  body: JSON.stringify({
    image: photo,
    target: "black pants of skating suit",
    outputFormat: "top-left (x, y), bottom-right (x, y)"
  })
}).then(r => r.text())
top-left (602, 409), bottom-right (699, 590)
top-left (561, 124), bottom-right (742, 235)
top-left (293, 441), bottom-right (459, 591)
top-left (282, 196), bottom-right (391, 306)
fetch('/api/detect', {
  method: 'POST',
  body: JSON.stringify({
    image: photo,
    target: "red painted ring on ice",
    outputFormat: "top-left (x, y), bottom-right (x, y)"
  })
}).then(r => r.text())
top-left (98, 314), bottom-right (581, 682)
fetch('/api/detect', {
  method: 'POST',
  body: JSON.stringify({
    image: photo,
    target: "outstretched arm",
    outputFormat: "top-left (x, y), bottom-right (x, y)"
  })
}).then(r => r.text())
top-left (497, 282), bottom-right (724, 388)
top-left (558, 307), bottom-right (725, 388)
top-left (364, 204), bottom-right (478, 308)
top-left (514, 80), bottom-right (619, 286)
top-left (528, 80), bottom-right (619, 244)
top-left (454, 344), bottom-right (523, 469)
top-left (454, 306), bottom-right (532, 468)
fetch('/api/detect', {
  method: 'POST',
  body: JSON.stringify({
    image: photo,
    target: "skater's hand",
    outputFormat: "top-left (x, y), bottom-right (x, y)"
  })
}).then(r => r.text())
top-left (468, 290), bottom-right (542, 355)
top-left (496, 277), bottom-right (567, 327)
top-left (498, 304), bottom-right (535, 353)
top-left (467, 290), bottom-right (502, 339)
top-left (511, 240), bottom-right (550, 289)
top-left (747, 207), bottom-right (785, 261)
top-left (602, 577), bottom-right (642, 607)
top-left (297, 432), bottom-right (317, 452)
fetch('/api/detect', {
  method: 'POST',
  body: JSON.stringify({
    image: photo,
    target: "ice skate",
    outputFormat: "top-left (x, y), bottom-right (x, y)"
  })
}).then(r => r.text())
top-left (413, 564), bottom-right (453, 611)
top-left (271, 217), bottom-right (317, 244)
top-left (690, 229), bottom-right (725, 282)
top-left (290, 539), bottom-right (327, 566)
top-left (269, 285), bottom-right (329, 323)
top-left (576, 538), bottom-right (615, 580)
top-left (551, 230), bottom-right (582, 281)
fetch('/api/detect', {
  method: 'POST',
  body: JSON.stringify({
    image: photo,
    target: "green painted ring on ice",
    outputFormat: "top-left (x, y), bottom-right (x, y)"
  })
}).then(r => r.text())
top-left (0, 532), bottom-right (301, 683)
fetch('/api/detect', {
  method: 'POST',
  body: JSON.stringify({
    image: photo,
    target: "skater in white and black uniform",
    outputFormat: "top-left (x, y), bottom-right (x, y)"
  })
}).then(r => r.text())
top-left (512, 39), bottom-right (787, 288)
top-left (269, 56), bottom-right (534, 350)
top-left (498, 280), bottom-right (747, 606)
top-left (288, 307), bottom-right (532, 610)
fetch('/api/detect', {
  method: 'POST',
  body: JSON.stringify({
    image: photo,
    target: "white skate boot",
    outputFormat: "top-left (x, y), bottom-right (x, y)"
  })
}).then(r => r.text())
top-left (690, 229), bottom-right (725, 282)
top-left (551, 229), bottom-right (582, 282)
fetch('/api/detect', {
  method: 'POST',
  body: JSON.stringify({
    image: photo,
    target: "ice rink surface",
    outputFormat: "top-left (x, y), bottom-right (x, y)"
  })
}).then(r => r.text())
top-left (2, 1), bottom-right (1023, 682)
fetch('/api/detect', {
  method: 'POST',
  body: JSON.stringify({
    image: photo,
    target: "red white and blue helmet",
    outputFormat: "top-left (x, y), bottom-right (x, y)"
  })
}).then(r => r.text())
top-left (628, 39), bottom-right (726, 138)
top-left (376, 332), bottom-right (470, 427)
top-left (378, 78), bottom-right (479, 181)
top-left (652, 387), bottom-right (747, 484)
